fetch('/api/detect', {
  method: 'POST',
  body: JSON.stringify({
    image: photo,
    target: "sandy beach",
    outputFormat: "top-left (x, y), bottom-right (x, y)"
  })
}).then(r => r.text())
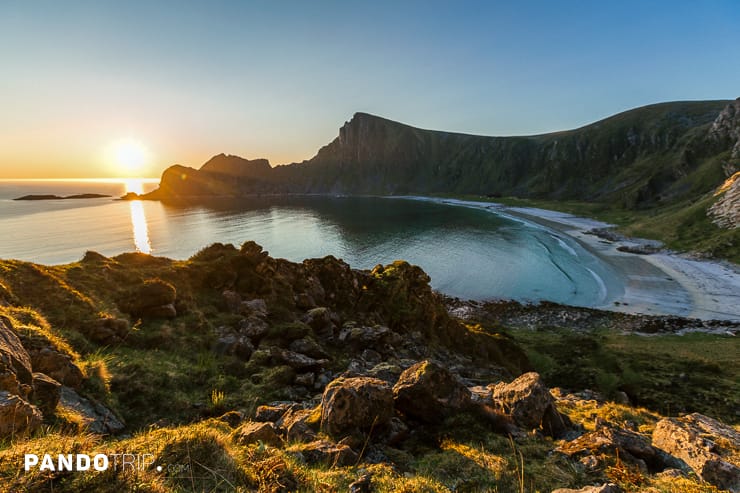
top-left (404, 197), bottom-right (740, 322)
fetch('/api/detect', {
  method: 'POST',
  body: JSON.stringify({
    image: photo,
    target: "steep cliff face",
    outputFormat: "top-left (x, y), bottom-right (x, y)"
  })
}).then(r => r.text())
top-left (146, 99), bottom-right (738, 209)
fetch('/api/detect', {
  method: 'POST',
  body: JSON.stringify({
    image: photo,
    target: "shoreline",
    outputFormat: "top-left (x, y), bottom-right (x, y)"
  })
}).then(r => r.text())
top-left (400, 196), bottom-right (740, 322)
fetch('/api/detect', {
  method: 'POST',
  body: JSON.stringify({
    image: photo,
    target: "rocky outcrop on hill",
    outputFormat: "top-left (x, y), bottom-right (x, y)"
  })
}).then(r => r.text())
top-left (652, 413), bottom-right (740, 492)
top-left (709, 98), bottom-right (740, 161)
top-left (709, 171), bottom-right (740, 229)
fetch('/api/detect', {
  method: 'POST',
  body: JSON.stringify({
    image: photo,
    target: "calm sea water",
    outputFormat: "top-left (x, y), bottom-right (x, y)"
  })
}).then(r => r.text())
top-left (0, 179), bottom-right (621, 306)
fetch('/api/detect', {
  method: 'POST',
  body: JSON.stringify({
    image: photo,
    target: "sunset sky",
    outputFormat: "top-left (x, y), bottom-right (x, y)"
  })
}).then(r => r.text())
top-left (1, 1), bottom-right (739, 179)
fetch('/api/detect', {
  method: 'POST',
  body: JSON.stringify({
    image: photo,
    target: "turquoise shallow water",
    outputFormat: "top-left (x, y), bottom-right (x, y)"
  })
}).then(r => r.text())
top-left (0, 180), bottom-right (621, 306)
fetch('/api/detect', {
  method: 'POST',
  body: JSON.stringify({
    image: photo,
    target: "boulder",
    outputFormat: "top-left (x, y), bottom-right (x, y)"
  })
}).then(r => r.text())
top-left (238, 316), bottom-right (269, 340)
top-left (0, 390), bottom-right (42, 436)
top-left (233, 421), bottom-right (282, 447)
top-left (492, 372), bottom-right (571, 437)
top-left (269, 347), bottom-right (328, 371)
top-left (30, 347), bottom-right (84, 388)
top-left (31, 372), bottom-right (61, 414)
top-left (241, 299), bottom-right (268, 319)
top-left (0, 317), bottom-right (33, 395)
top-left (288, 337), bottom-right (329, 359)
top-left (59, 386), bottom-right (124, 434)
top-left (254, 403), bottom-right (296, 423)
top-left (213, 332), bottom-right (254, 360)
top-left (277, 407), bottom-right (318, 443)
top-left (218, 410), bottom-right (244, 428)
top-left (295, 372), bottom-right (315, 387)
top-left (367, 362), bottom-right (403, 384)
top-left (551, 484), bottom-right (622, 493)
top-left (301, 307), bottom-right (336, 339)
top-left (652, 413), bottom-right (740, 492)
top-left (392, 360), bottom-right (471, 423)
top-left (320, 377), bottom-right (394, 438)
top-left (338, 324), bottom-right (402, 352)
top-left (558, 426), bottom-right (673, 472)
top-left (292, 439), bottom-right (359, 466)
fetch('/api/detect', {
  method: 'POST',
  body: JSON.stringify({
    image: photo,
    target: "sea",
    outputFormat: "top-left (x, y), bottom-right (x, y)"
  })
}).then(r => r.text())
top-left (0, 179), bottom-right (622, 307)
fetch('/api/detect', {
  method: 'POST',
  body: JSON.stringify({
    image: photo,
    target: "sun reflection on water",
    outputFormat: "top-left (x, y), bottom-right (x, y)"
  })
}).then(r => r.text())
top-left (125, 179), bottom-right (152, 254)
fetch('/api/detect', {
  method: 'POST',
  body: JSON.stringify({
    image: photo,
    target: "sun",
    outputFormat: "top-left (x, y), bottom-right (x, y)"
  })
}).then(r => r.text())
top-left (112, 139), bottom-right (149, 173)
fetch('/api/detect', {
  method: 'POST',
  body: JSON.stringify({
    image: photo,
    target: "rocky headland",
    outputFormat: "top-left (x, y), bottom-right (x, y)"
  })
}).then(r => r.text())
top-left (0, 243), bottom-right (737, 492)
top-left (126, 98), bottom-right (740, 263)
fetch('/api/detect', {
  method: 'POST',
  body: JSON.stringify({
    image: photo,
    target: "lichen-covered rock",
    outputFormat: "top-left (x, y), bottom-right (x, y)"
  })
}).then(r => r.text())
top-left (0, 316), bottom-right (33, 396)
top-left (238, 316), bottom-right (269, 340)
top-left (288, 337), bottom-right (329, 359)
top-left (558, 426), bottom-right (676, 472)
top-left (59, 386), bottom-right (124, 435)
top-left (30, 347), bottom-right (84, 388)
top-left (277, 407), bottom-right (318, 443)
top-left (31, 372), bottom-right (61, 414)
top-left (269, 347), bottom-right (328, 371)
top-left (301, 307), bottom-right (336, 339)
top-left (393, 360), bottom-right (471, 423)
top-left (233, 421), bottom-right (282, 447)
top-left (0, 390), bottom-right (42, 436)
top-left (337, 323), bottom-right (402, 352)
top-left (709, 171), bottom-right (740, 229)
top-left (241, 298), bottom-right (268, 318)
top-left (254, 403), bottom-right (296, 423)
top-left (652, 413), bottom-right (740, 492)
top-left (492, 372), bottom-right (571, 437)
top-left (551, 484), bottom-right (622, 493)
top-left (291, 439), bottom-right (359, 466)
top-left (320, 377), bottom-right (394, 438)
top-left (213, 329), bottom-right (254, 360)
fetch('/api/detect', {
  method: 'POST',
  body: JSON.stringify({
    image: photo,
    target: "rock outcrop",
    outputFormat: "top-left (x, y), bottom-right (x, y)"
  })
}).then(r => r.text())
top-left (320, 377), bottom-right (394, 438)
top-left (493, 372), bottom-right (571, 438)
top-left (59, 386), bottom-right (125, 435)
top-left (0, 317), bottom-right (33, 396)
top-left (652, 413), bottom-right (740, 492)
top-left (709, 171), bottom-right (740, 229)
top-left (392, 360), bottom-right (471, 423)
top-left (0, 391), bottom-right (42, 436)
top-left (233, 421), bottom-right (283, 447)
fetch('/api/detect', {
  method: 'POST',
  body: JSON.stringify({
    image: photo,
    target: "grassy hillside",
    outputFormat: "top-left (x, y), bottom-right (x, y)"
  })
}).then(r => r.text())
top-left (0, 246), bottom-right (737, 492)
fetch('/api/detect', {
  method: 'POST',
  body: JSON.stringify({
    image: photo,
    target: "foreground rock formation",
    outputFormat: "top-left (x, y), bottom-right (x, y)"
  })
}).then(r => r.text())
top-left (0, 243), bottom-right (737, 492)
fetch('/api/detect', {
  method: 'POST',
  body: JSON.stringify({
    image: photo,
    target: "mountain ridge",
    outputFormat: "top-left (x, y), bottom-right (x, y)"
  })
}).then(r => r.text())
top-left (145, 98), bottom-right (738, 207)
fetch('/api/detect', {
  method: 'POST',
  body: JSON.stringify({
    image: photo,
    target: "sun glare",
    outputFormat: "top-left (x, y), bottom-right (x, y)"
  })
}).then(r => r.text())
top-left (112, 139), bottom-right (149, 173)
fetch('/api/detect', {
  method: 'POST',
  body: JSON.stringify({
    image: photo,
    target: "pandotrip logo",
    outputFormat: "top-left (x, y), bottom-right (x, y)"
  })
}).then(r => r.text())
top-left (24, 453), bottom-right (155, 472)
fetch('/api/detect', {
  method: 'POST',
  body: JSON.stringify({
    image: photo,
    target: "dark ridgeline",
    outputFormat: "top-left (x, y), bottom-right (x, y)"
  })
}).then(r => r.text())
top-left (144, 98), bottom-right (740, 211)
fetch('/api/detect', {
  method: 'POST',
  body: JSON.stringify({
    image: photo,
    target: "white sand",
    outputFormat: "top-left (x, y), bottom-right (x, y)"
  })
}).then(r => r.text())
top-left (399, 197), bottom-right (740, 321)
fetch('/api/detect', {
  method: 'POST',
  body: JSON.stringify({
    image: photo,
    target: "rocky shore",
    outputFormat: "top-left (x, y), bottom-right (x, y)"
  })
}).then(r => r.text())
top-left (0, 243), bottom-right (737, 491)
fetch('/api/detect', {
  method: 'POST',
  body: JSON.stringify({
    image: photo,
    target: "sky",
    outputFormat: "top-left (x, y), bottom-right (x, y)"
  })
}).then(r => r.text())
top-left (1, 1), bottom-right (739, 178)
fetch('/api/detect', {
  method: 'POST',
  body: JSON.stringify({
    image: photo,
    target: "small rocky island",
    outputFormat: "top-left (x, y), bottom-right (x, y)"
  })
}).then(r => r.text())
top-left (13, 193), bottom-right (112, 201)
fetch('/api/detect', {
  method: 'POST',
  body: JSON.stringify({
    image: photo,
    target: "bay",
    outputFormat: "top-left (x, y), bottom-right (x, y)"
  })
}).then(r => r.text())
top-left (0, 179), bottom-right (621, 307)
